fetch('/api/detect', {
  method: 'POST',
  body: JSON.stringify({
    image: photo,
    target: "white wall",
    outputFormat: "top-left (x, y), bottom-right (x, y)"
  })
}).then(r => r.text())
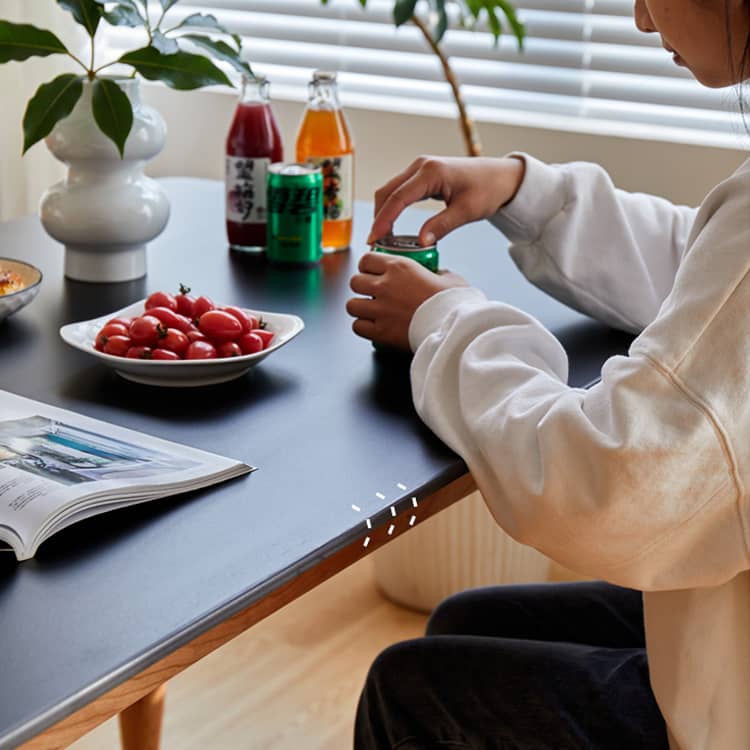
top-left (141, 84), bottom-right (748, 210)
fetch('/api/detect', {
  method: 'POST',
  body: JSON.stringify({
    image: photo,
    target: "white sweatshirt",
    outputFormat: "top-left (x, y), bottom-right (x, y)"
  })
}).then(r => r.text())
top-left (408, 153), bottom-right (750, 750)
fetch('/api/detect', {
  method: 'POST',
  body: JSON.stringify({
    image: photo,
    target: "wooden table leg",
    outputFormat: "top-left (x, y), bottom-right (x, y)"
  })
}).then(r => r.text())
top-left (118, 684), bottom-right (166, 750)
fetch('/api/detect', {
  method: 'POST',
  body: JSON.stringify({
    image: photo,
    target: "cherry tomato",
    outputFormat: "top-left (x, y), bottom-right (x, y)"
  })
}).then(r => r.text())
top-left (250, 329), bottom-right (275, 349)
top-left (102, 335), bottom-right (132, 357)
top-left (152, 348), bottom-right (181, 361)
top-left (175, 284), bottom-right (196, 318)
top-left (126, 345), bottom-right (153, 359)
top-left (222, 306), bottom-right (254, 334)
top-left (192, 296), bottom-right (215, 321)
top-left (129, 315), bottom-right (161, 347)
top-left (187, 329), bottom-right (207, 343)
top-left (216, 341), bottom-right (242, 358)
top-left (106, 317), bottom-right (132, 328)
top-left (198, 310), bottom-right (243, 342)
top-left (147, 306), bottom-right (192, 333)
top-left (95, 323), bottom-right (129, 350)
top-left (145, 291), bottom-right (177, 311)
top-left (243, 310), bottom-right (260, 330)
top-left (156, 327), bottom-right (189, 356)
top-left (185, 341), bottom-right (217, 360)
top-left (238, 332), bottom-right (263, 355)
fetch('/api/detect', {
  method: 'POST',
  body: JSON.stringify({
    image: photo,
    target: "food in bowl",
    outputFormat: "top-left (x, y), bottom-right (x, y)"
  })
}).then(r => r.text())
top-left (0, 269), bottom-right (25, 296)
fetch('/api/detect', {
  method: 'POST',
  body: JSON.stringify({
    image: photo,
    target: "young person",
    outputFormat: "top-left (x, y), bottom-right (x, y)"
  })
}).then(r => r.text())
top-left (347, 1), bottom-right (750, 748)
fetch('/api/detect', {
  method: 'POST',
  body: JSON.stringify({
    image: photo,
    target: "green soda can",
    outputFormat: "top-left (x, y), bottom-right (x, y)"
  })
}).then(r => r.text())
top-left (373, 235), bottom-right (439, 272)
top-left (266, 163), bottom-right (323, 265)
top-left (372, 235), bottom-right (439, 352)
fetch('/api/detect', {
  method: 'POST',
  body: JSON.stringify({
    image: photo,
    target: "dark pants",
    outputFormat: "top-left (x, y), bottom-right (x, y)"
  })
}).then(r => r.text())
top-left (354, 581), bottom-right (670, 750)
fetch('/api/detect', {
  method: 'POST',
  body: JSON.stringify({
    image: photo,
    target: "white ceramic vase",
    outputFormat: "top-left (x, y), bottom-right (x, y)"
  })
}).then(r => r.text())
top-left (40, 78), bottom-right (169, 283)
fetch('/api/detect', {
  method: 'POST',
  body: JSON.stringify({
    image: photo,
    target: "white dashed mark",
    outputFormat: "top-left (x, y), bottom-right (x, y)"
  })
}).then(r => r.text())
top-left (376, 492), bottom-right (386, 501)
top-left (363, 536), bottom-right (371, 548)
top-left (412, 497), bottom-right (418, 508)
top-left (351, 504), bottom-right (361, 512)
top-left (409, 515), bottom-right (416, 526)
top-left (387, 524), bottom-right (395, 535)
top-left (397, 483), bottom-right (407, 491)
top-left (390, 506), bottom-right (396, 517)
top-left (366, 518), bottom-right (372, 529)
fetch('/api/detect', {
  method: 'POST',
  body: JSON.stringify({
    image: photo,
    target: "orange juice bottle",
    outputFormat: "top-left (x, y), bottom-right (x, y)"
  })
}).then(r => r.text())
top-left (296, 71), bottom-right (354, 253)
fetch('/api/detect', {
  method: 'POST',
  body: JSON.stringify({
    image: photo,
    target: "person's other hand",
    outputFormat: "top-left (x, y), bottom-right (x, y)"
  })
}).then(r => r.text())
top-left (347, 251), bottom-right (470, 351)
top-left (367, 155), bottom-right (526, 247)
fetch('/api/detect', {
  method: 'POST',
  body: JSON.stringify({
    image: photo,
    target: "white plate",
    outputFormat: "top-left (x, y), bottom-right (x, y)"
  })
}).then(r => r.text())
top-left (0, 258), bottom-right (43, 323)
top-left (60, 300), bottom-right (304, 387)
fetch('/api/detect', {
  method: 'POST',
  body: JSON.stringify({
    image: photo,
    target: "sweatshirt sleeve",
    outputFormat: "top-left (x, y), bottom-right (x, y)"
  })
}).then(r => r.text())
top-left (409, 287), bottom-right (747, 591)
top-left (490, 154), bottom-right (698, 334)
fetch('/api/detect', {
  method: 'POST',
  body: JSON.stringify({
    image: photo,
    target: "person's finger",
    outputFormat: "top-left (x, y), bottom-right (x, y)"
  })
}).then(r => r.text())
top-left (345, 296), bottom-right (377, 320)
top-left (372, 159), bottom-right (425, 218)
top-left (349, 272), bottom-right (380, 296)
top-left (352, 318), bottom-right (377, 340)
top-left (358, 250), bottom-right (392, 275)
top-left (368, 170), bottom-right (440, 244)
top-left (418, 197), bottom-right (474, 245)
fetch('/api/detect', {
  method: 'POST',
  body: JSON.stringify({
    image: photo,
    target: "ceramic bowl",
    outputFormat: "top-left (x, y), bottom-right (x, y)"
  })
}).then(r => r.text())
top-left (0, 258), bottom-right (43, 323)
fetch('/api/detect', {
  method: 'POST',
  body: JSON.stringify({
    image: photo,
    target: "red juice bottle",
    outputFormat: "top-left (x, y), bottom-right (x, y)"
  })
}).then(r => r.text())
top-left (226, 74), bottom-right (283, 253)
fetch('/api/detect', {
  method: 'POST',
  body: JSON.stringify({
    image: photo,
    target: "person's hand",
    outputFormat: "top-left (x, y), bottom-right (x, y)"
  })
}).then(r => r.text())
top-left (368, 155), bottom-right (526, 247)
top-left (347, 251), bottom-right (469, 351)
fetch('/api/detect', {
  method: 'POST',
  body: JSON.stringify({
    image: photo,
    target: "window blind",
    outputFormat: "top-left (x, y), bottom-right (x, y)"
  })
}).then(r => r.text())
top-left (106, 0), bottom-right (747, 148)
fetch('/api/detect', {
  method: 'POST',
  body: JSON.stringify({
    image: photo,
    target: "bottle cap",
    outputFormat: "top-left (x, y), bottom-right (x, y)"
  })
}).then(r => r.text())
top-left (312, 70), bottom-right (337, 83)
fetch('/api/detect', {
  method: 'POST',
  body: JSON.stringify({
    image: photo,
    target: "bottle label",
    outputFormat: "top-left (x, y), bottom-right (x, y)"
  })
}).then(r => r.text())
top-left (226, 156), bottom-right (271, 224)
top-left (304, 154), bottom-right (352, 222)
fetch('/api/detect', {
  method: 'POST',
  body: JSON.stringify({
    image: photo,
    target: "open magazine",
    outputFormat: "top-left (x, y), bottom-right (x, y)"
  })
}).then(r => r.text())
top-left (0, 390), bottom-right (253, 561)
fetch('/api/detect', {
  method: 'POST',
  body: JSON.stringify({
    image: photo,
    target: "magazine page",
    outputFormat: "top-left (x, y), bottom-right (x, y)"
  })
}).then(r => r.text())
top-left (0, 390), bottom-right (252, 555)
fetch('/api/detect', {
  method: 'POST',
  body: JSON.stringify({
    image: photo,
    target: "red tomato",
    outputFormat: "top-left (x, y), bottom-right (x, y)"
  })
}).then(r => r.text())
top-left (126, 346), bottom-right (153, 359)
top-left (129, 315), bottom-right (161, 347)
top-left (185, 341), bottom-right (217, 360)
top-left (187, 329), bottom-right (207, 343)
top-left (222, 306), bottom-right (254, 334)
top-left (238, 332), bottom-right (263, 355)
top-left (152, 348), bottom-right (181, 361)
top-left (242, 310), bottom-right (260, 330)
top-left (216, 341), bottom-right (242, 358)
top-left (192, 296), bottom-right (215, 321)
top-left (102, 335), bottom-right (132, 357)
top-left (145, 291), bottom-right (177, 311)
top-left (106, 317), bottom-right (132, 328)
top-left (251, 329), bottom-right (275, 349)
top-left (147, 306), bottom-right (192, 333)
top-left (198, 310), bottom-right (243, 342)
top-left (175, 284), bottom-right (196, 318)
top-left (156, 327), bottom-right (189, 356)
top-left (95, 323), bottom-right (129, 350)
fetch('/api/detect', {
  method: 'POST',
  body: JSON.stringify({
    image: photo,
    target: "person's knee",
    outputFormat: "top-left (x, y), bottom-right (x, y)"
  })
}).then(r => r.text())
top-left (426, 592), bottom-right (471, 636)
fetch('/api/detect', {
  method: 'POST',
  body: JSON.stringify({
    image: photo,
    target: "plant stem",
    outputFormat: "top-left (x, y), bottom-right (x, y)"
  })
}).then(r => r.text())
top-left (66, 51), bottom-right (90, 74)
top-left (92, 60), bottom-right (120, 75)
top-left (89, 33), bottom-right (95, 79)
top-left (411, 13), bottom-right (481, 157)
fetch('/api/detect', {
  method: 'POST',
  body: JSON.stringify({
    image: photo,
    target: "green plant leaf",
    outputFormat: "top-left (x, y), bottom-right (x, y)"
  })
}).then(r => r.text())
top-left (393, 0), bottom-right (418, 27)
top-left (99, 1), bottom-right (144, 28)
top-left (152, 30), bottom-right (179, 54)
top-left (0, 21), bottom-right (69, 63)
top-left (489, 0), bottom-right (525, 49)
top-left (180, 35), bottom-right (252, 76)
top-left (159, 0), bottom-right (180, 10)
top-left (57, 0), bottom-right (102, 36)
top-left (91, 78), bottom-right (134, 157)
top-left (169, 13), bottom-right (240, 50)
top-left (119, 46), bottom-right (232, 89)
top-left (426, 0), bottom-right (448, 42)
top-left (23, 73), bottom-right (84, 154)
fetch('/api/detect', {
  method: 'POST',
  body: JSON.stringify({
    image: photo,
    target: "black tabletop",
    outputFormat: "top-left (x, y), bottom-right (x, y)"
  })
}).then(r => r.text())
top-left (0, 179), bottom-right (632, 748)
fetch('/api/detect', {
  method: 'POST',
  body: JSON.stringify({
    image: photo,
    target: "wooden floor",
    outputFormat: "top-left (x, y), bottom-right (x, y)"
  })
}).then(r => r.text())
top-left (69, 557), bottom-right (428, 750)
top-left (69, 557), bottom-right (577, 750)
